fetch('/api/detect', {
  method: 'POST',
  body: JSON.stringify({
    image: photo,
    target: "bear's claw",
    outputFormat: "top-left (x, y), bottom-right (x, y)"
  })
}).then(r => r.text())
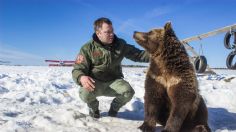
top-left (139, 122), bottom-right (155, 132)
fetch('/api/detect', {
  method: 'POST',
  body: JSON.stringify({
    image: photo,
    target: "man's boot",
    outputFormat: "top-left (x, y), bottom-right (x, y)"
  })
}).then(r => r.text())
top-left (108, 106), bottom-right (118, 117)
top-left (89, 108), bottom-right (100, 118)
top-left (87, 100), bottom-right (100, 118)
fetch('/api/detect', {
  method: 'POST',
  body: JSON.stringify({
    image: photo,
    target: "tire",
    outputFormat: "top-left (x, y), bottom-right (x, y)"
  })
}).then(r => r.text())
top-left (224, 31), bottom-right (236, 49)
top-left (194, 56), bottom-right (207, 73)
top-left (226, 51), bottom-right (236, 69)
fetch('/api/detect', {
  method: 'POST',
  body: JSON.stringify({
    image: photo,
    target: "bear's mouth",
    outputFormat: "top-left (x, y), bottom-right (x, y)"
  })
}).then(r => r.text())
top-left (133, 31), bottom-right (148, 44)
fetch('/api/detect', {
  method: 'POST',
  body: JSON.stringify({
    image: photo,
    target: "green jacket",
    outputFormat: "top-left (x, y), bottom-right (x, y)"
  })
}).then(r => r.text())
top-left (72, 34), bottom-right (149, 85)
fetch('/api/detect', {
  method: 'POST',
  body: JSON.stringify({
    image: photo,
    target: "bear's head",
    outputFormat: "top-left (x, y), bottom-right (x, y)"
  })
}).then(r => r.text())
top-left (133, 22), bottom-right (175, 55)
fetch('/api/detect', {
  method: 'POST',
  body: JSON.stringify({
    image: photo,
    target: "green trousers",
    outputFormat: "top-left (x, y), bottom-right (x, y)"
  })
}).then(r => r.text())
top-left (79, 79), bottom-right (135, 112)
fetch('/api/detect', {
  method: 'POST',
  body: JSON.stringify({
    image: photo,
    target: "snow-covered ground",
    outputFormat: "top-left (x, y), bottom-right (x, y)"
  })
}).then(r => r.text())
top-left (0, 65), bottom-right (236, 132)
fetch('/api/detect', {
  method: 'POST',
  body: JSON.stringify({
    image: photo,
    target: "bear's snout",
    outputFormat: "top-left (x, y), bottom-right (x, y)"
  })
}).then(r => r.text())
top-left (133, 31), bottom-right (148, 43)
top-left (133, 31), bottom-right (139, 39)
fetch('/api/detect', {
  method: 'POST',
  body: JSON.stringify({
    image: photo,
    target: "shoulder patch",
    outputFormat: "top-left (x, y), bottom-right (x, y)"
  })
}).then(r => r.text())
top-left (75, 54), bottom-right (85, 64)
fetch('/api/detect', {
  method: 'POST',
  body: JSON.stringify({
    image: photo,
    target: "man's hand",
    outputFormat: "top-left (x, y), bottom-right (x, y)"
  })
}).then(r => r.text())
top-left (80, 75), bottom-right (95, 92)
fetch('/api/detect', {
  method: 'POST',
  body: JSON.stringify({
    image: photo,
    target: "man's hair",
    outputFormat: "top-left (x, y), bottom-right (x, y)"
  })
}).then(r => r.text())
top-left (94, 17), bottom-right (112, 32)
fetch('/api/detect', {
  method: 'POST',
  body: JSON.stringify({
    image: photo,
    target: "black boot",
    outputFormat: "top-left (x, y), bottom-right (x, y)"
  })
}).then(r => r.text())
top-left (89, 109), bottom-right (100, 118)
top-left (108, 106), bottom-right (118, 117)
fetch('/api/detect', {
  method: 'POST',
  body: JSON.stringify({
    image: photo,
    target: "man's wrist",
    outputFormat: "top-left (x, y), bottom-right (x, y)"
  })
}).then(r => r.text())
top-left (77, 74), bottom-right (85, 85)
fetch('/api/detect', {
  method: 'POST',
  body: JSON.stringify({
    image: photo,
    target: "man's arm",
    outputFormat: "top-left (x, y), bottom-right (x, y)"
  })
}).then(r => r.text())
top-left (72, 46), bottom-right (96, 91)
top-left (123, 42), bottom-right (150, 62)
top-left (72, 47), bottom-right (90, 85)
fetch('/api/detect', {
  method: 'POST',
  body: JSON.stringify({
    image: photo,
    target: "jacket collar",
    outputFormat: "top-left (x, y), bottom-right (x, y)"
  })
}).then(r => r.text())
top-left (92, 33), bottom-right (118, 51)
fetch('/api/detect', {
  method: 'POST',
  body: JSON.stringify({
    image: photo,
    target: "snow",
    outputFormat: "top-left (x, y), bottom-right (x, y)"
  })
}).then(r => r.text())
top-left (0, 65), bottom-right (236, 132)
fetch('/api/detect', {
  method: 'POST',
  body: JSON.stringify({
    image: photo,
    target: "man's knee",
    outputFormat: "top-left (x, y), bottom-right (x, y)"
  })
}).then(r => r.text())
top-left (112, 79), bottom-right (135, 99)
top-left (123, 88), bottom-right (135, 100)
top-left (122, 81), bottom-right (135, 99)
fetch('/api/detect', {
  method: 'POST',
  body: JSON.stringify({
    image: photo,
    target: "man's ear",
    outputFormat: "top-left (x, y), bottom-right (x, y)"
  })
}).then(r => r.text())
top-left (164, 22), bottom-right (172, 31)
top-left (95, 30), bottom-right (99, 35)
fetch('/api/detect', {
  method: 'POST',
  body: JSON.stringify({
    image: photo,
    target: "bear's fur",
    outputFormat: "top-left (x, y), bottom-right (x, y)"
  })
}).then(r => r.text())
top-left (133, 22), bottom-right (211, 132)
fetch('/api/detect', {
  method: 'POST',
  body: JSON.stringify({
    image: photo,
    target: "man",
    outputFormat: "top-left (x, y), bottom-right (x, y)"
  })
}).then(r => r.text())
top-left (72, 17), bottom-right (149, 118)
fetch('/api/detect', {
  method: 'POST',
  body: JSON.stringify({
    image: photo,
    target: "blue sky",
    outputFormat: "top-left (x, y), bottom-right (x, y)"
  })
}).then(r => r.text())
top-left (0, 0), bottom-right (236, 67)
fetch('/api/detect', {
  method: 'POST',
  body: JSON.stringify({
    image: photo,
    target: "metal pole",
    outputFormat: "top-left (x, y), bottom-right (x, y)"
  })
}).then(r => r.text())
top-left (234, 32), bottom-right (236, 44)
top-left (181, 24), bottom-right (236, 44)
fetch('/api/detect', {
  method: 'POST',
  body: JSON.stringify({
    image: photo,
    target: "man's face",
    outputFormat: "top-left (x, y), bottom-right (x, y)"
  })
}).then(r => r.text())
top-left (96, 23), bottom-right (114, 44)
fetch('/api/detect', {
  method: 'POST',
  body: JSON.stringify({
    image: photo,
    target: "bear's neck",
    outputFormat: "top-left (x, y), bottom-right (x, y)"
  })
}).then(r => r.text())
top-left (150, 42), bottom-right (192, 74)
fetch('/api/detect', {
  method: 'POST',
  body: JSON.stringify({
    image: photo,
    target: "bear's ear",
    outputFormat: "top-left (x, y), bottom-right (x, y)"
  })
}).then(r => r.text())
top-left (164, 22), bottom-right (172, 31)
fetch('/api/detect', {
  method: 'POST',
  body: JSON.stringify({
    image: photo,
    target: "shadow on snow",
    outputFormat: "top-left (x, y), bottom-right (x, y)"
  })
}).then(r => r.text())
top-left (208, 107), bottom-right (236, 131)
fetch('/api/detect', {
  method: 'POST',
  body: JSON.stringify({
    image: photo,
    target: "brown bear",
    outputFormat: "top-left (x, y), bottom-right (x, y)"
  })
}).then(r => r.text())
top-left (133, 22), bottom-right (211, 132)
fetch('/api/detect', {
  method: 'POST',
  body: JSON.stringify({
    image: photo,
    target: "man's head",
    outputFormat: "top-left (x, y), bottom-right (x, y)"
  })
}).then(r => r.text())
top-left (94, 17), bottom-right (114, 44)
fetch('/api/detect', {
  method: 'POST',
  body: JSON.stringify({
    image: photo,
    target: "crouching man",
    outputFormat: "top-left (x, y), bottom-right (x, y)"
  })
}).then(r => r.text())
top-left (72, 17), bottom-right (149, 118)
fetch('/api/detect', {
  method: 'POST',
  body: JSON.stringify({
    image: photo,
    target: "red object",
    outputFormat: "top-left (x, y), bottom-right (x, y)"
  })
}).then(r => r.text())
top-left (48, 64), bottom-right (74, 67)
top-left (45, 60), bottom-right (75, 67)
top-left (62, 61), bottom-right (75, 63)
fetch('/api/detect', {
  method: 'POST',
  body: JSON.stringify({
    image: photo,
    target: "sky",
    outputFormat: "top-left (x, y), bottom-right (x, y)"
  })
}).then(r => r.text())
top-left (0, 0), bottom-right (236, 67)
